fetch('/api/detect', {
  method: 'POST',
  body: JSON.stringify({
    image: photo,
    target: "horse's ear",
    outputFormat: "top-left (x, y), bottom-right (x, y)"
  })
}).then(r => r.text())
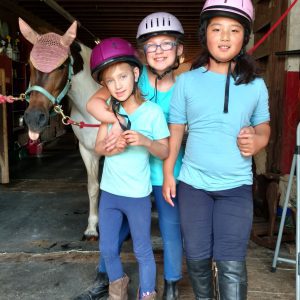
top-left (18, 18), bottom-right (40, 45)
top-left (61, 21), bottom-right (77, 47)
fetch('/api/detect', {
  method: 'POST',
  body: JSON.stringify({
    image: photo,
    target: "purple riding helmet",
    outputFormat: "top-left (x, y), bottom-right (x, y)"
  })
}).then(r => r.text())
top-left (90, 37), bottom-right (142, 82)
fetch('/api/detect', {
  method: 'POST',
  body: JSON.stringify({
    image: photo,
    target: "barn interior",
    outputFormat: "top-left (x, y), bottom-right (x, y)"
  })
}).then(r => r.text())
top-left (0, 1), bottom-right (299, 299)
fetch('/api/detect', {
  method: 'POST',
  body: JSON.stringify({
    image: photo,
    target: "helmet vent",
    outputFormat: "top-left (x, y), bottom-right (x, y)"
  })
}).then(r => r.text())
top-left (136, 12), bottom-right (184, 41)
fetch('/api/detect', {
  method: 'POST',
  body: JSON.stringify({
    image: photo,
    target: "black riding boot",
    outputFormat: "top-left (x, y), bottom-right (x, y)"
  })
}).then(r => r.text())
top-left (162, 279), bottom-right (179, 300)
top-left (73, 271), bottom-right (109, 300)
top-left (186, 258), bottom-right (214, 300)
top-left (216, 261), bottom-right (247, 300)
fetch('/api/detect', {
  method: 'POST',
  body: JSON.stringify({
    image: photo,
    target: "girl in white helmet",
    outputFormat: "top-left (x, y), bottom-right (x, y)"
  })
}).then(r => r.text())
top-left (86, 12), bottom-right (185, 300)
top-left (163, 1), bottom-right (270, 299)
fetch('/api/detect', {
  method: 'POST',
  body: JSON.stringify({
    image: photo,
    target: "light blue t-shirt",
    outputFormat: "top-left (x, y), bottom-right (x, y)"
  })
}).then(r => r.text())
top-left (100, 101), bottom-right (170, 197)
top-left (169, 67), bottom-right (270, 191)
top-left (138, 65), bottom-right (184, 186)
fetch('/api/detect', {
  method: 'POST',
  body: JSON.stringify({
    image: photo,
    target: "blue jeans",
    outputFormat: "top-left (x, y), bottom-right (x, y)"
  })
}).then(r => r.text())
top-left (98, 186), bottom-right (183, 281)
top-left (178, 182), bottom-right (253, 261)
top-left (99, 191), bottom-right (156, 295)
top-left (152, 186), bottom-right (182, 281)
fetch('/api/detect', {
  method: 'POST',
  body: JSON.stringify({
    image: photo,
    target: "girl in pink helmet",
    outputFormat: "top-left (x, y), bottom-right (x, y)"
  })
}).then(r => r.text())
top-left (85, 12), bottom-right (185, 300)
top-left (82, 37), bottom-right (170, 300)
top-left (163, 1), bottom-right (270, 299)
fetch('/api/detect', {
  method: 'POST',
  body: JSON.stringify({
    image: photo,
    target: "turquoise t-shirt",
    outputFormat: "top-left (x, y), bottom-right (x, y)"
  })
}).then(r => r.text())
top-left (169, 67), bottom-right (270, 191)
top-left (100, 101), bottom-right (170, 197)
top-left (138, 66), bottom-right (184, 186)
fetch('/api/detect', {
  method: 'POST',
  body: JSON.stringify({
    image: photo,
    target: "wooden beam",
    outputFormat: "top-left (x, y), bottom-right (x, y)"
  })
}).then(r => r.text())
top-left (0, 0), bottom-right (64, 33)
top-left (0, 68), bottom-right (9, 184)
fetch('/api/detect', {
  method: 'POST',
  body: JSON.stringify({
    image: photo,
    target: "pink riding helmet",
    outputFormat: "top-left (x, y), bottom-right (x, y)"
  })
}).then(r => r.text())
top-left (90, 37), bottom-right (142, 82)
top-left (200, 0), bottom-right (254, 30)
top-left (136, 12), bottom-right (184, 42)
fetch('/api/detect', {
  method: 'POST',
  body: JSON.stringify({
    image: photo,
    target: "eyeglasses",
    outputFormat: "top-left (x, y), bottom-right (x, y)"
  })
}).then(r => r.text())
top-left (144, 41), bottom-right (178, 53)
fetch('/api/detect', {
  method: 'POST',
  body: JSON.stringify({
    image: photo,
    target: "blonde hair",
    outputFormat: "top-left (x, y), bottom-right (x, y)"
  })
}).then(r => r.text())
top-left (101, 62), bottom-right (145, 110)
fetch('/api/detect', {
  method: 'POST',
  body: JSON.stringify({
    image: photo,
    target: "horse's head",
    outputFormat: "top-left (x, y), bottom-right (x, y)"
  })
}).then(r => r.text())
top-left (19, 18), bottom-right (77, 140)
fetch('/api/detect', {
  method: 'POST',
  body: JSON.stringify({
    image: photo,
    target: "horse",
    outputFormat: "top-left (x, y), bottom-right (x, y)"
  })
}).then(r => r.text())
top-left (19, 18), bottom-right (101, 239)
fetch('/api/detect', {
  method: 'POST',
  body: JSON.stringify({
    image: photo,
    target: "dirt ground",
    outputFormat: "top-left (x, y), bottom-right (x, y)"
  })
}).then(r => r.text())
top-left (0, 134), bottom-right (296, 299)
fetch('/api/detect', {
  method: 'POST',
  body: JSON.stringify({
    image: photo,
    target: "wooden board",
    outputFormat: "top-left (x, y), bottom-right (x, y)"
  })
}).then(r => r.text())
top-left (0, 68), bottom-right (9, 183)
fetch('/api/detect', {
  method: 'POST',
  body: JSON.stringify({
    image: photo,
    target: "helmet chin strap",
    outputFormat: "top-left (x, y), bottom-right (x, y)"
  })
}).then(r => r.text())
top-left (149, 64), bottom-right (174, 80)
top-left (209, 50), bottom-right (244, 113)
top-left (224, 61), bottom-right (231, 113)
top-left (110, 81), bottom-right (139, 131)
top-left (149, 56), bottom-right (180, 103)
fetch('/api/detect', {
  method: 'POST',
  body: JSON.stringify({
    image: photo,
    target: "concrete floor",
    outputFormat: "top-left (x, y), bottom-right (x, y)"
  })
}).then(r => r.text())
top-left (0, 133), bottom-right (296, 300)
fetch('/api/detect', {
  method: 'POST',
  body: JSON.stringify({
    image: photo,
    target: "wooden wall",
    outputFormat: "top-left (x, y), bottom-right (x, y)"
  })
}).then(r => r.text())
top-left (253, 0), bottom-right (289, 174)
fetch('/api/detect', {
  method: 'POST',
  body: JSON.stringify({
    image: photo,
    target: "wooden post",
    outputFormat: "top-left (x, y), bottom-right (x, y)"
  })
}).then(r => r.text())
top-left (0, 68), bottom-right (9, 183)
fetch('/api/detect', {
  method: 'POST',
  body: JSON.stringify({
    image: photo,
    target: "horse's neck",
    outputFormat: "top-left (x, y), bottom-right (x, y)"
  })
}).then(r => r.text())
top-left (68, 43), bottom-right (99, 116)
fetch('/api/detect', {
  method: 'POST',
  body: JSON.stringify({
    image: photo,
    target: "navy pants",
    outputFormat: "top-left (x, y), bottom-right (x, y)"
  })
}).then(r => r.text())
top-left (98, 186), bottom-right (183, 282)
top-left (178, 182), bottom-right (253, 261)
top-left (99, 191), bottom-right (156, 295)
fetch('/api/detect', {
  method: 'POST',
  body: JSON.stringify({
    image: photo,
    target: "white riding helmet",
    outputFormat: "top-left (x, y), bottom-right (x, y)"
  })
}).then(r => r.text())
top-left (136, 12), bottom-right (184, 42)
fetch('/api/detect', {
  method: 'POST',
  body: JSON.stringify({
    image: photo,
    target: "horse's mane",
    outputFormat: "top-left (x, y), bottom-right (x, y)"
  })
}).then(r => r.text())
top-left (57, 42), bottom-right (84, 115)
top-left (70, 41), bottom-right (84, 75)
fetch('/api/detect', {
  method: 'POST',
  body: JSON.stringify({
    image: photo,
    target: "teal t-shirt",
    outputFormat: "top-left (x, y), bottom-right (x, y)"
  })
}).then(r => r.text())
top-left (100, 101), bottom-right (170, 197)
top-left (138, 66), bottom-right (184, 186)
top-left (169, 67), bottom-right (270, 191)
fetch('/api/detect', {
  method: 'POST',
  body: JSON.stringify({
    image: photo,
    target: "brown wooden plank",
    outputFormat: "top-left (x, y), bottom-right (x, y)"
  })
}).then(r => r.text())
top-left (253, 2), bottom-right (272, 32)
top-left (0, 68), bottom-right (9, 184)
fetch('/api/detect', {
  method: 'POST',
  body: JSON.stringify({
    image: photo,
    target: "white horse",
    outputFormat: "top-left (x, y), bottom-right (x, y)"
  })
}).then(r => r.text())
top-left (19, 18), bottom-right (101, 239)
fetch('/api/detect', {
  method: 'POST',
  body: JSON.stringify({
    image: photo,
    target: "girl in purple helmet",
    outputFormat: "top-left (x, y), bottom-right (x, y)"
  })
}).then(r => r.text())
top-left (86, 12), bottom-right (185, 300)
top-left (163, 1), bottom-right (270, 299)
top-left (87, 37), bottom-right (169, 300)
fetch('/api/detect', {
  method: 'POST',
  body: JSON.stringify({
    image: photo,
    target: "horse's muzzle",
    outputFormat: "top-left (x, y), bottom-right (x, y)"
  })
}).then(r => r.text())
top-left (24, 107), bottom-right (49, 133)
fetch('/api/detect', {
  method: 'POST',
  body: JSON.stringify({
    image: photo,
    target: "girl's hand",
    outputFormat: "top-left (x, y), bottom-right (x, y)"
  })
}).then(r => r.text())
top-left (122, 131), bottom-right (168, 160)
top-left (237, 126), bottom-right (257, 157)
top-left (162, 174), bottom-right (177, 207)
top-left (104, 122), bottom-right (123, 151)
top-left (116, 135), bottom-right (128, 152)
top-left (122, 130), bottom-right (151, 147)
top-left (237, 123), bottom-right (270, 157)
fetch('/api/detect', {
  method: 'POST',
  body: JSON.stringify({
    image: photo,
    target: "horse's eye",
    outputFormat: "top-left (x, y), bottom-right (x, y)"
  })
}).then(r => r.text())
top-left (57, 64), bottom-right (66, 71)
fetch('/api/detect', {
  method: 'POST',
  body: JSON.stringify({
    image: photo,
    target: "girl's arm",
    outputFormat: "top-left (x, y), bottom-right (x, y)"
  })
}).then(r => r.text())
top-left (163, 124), bottom-right (186, 206)
top-left (122, 130), bottom-right (169, 160)
top-left (86, 86), bottom-right (117, 123)
top-left (87, 86), bottom-right (124, 151)
top-left (237, 122), bottom-right (271, 157)
top-left (95, 123), bottom-right (127, 156)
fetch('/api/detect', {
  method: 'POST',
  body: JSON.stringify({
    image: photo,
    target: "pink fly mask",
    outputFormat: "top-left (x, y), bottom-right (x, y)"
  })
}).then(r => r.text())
top-left (19, 18), bottom-right (77, 73)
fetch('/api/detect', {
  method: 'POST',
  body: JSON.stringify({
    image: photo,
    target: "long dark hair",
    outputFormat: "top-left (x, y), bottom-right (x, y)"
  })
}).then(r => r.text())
top-left (192, 20), bottom-right (261, 85)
